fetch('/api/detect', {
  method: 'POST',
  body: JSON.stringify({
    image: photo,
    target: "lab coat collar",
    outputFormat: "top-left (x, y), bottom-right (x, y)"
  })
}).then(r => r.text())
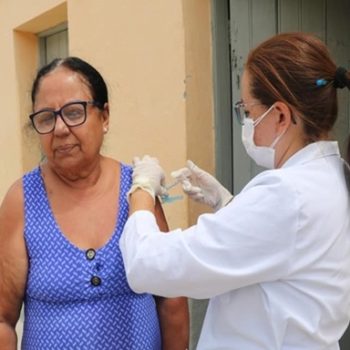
top-left (282, 141), bottom-right (340, 168)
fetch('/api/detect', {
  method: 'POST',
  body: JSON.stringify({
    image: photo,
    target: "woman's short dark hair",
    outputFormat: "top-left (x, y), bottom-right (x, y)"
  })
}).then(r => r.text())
top-left (31, 57), bottom-right (108, 109)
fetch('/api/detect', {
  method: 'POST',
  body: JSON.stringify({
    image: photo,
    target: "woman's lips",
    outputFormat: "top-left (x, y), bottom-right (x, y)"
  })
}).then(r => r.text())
top-left (55, 144), bottom-right (77, 154)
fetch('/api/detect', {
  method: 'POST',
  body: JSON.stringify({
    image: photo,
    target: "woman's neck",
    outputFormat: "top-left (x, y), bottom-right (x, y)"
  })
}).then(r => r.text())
top-left (276, 127), bottom-right (307, 168)
top-left (41, 155), bottom-right (106, 191)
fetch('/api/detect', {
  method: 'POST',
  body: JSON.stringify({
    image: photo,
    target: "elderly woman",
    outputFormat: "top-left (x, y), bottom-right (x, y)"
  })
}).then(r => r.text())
top-left (0, 57), bottom-right (189, 349)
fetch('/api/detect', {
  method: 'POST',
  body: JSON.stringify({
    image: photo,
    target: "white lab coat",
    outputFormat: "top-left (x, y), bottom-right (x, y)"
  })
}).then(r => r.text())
top-left (120, 141), bottom-right (350, 349)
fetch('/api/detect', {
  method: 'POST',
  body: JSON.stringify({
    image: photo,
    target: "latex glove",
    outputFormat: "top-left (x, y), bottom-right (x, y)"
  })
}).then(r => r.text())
top-left (128, 155), bottom-right (167, 202)
top-left (171, 160), bottom-right (233, 211)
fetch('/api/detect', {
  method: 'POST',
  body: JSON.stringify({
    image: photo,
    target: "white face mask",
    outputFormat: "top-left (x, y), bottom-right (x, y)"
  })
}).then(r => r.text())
top-left (241, 105), bottom-right (285, 169)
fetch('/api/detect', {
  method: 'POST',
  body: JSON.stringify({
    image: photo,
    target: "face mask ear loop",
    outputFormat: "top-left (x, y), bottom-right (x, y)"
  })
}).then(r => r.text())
top-left (270, 123), bottom-right (289, 149)
top-left (253, 105), bottom-right (275, 127)
top-left (270, 133), bottom-right (283, 148)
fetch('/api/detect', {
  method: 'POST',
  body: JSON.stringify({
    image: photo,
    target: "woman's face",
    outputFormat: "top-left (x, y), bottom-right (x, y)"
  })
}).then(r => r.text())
top-left (33, 67), bottom-right (109, 173)
top-left (241, 69), bottom-right (305, 168)
top-left (241, 70), bottom-right (278, 147)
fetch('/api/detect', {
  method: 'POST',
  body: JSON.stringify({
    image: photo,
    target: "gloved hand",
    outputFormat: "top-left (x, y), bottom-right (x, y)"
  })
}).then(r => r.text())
top-left (128, 155), bottom-right (167, 202)
top-left (171, 160), bottom-right (233, 211)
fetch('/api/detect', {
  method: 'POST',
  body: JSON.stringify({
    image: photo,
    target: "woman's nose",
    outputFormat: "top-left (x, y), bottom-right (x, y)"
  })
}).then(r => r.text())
top-left (53, 115), bottom-right (70, 135)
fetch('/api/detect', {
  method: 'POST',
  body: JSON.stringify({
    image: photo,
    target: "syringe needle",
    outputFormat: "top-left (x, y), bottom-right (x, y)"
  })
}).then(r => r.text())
top-left (164, 179), bottom-right (181, 191)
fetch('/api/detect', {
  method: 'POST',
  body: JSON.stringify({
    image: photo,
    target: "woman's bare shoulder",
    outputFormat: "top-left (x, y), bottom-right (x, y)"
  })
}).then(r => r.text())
top-left (0, 178), bottom-right (24, 231)
top-left (0, 178), bottom-right (28, 327)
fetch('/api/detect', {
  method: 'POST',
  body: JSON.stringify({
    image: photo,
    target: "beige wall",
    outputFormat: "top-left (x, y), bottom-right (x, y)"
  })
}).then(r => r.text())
top-left (183, 0), bottom-right (216, 224)
top-left (0, 0), bottom-right (215, 229)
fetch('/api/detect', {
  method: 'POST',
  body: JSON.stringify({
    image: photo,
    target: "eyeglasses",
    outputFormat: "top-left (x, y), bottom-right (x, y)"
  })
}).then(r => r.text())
top-left (233, 100), bottom-right (263, 125)
top-left (234, 100), bottom-right (297, 126)
top-left (29, 100), bottom-right (99, 134)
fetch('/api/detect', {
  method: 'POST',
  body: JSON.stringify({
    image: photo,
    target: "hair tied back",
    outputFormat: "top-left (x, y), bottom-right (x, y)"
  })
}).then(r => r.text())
top-left (333, 66), bottom-right (348, 89)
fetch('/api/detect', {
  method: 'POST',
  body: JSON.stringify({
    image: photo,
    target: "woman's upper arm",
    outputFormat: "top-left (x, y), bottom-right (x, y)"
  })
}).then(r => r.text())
top-left (153, 199), bottom-right (190, 349)
top-left (154, 198), bottom-right (169, 232)
top-left (0, 179), bottom-right (28, 326)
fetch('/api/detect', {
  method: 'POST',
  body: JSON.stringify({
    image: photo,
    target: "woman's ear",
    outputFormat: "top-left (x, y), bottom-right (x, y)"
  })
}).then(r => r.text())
top-left (102, 102), bottom-right (110, 132)
top-left (274, 101), bottom-right (293, 130)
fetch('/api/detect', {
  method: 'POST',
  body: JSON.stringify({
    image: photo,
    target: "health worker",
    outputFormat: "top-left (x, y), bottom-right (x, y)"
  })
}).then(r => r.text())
top-left (120, 32), bottom-right (350, 349)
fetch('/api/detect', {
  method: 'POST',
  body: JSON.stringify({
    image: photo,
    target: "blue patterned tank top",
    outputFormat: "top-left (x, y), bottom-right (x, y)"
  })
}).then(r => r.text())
top-left (21, 164), bottom-right (161, 349)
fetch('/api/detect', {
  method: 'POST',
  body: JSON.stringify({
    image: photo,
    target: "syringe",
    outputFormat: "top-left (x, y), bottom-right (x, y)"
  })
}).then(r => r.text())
top-left (160, 180), bottom-right (183, 204)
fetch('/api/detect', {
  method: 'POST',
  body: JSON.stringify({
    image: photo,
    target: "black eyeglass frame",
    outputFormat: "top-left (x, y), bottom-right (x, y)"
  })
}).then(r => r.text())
top-left (29, 100), bottom-right (101, 134)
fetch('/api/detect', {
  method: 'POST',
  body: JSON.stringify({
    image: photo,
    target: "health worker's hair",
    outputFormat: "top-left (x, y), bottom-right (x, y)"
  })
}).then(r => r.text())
top-left (246, 32), bottom-right (350, 142)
